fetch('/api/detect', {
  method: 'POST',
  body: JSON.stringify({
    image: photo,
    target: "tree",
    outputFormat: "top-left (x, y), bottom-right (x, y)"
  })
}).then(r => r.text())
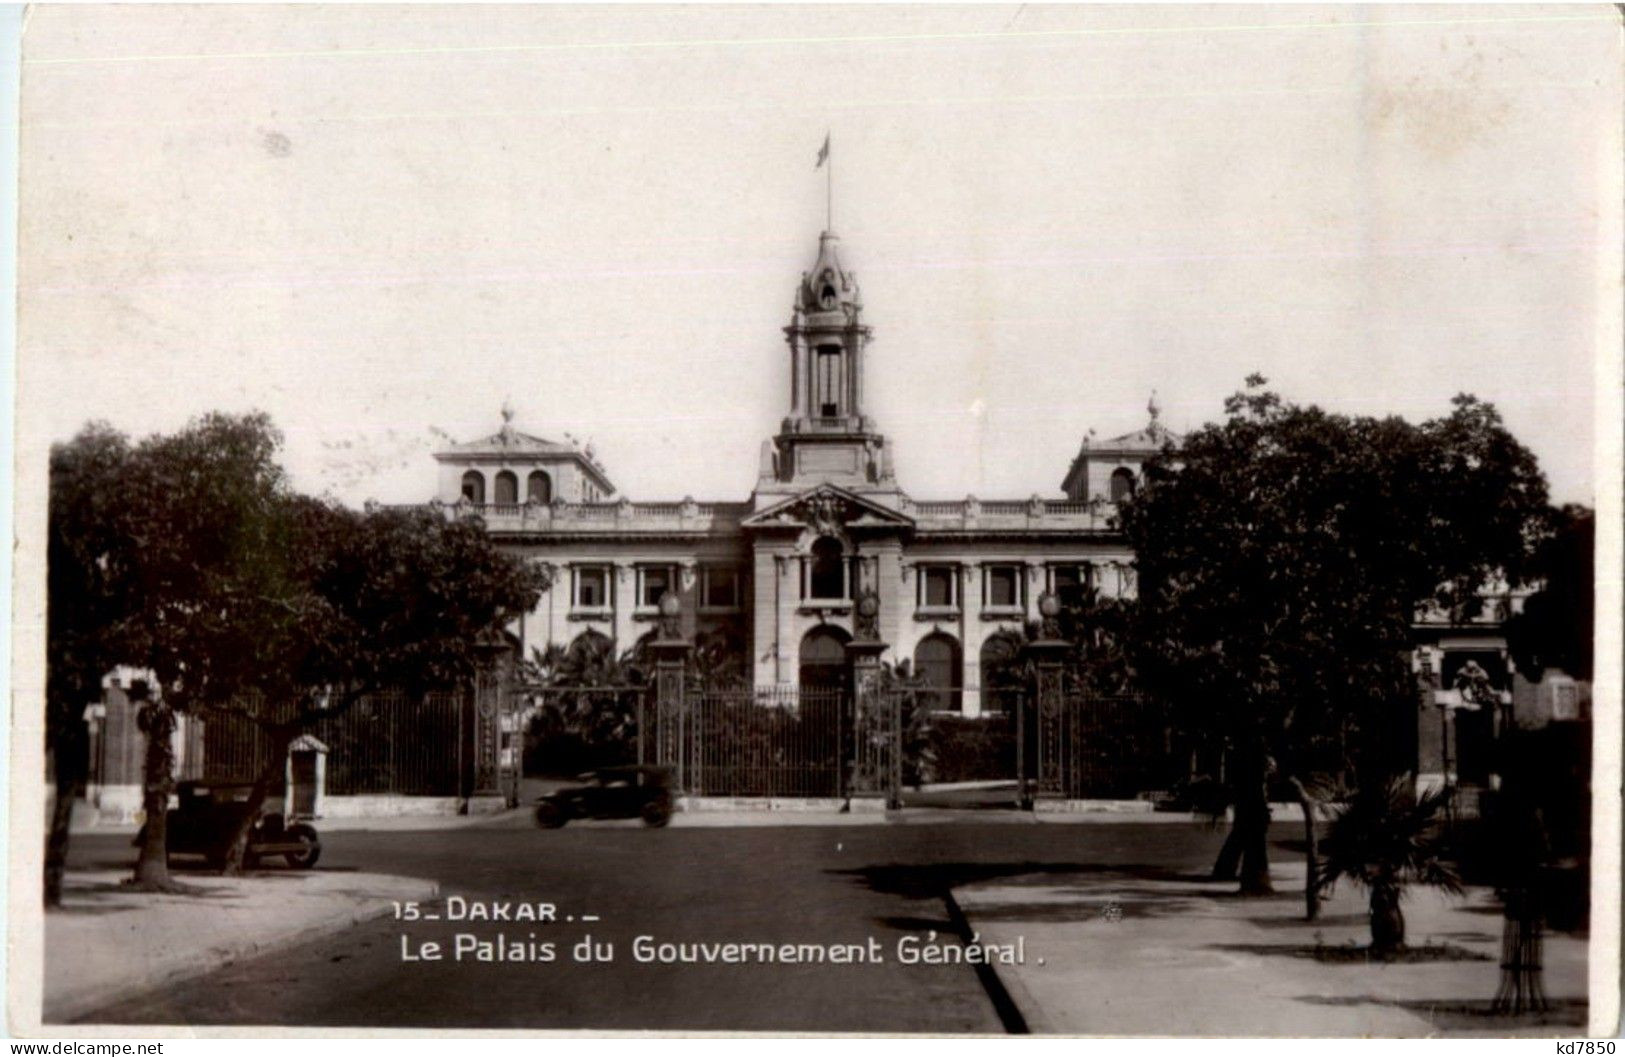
top-left (1119, 378), bottom-right (1550, 900)
top-left (977, 586), bottom-right (1138, 697)
top-left (47, 411), bottom-right (548, 888)
top-left (1316, 778), bottom-right (1461, 956)
top-left (1506, 504), bottom-right (1593, 682)
top-left (523, 632), bottom-right (648, 773)
top-left (205, 502), bottom-right (549, 872)
top-left (46, 424), bottom-right (138, 905)
top-left (522, 616), bottom-right (750, 775)
top-left (50, 412), bottom-right (294, 891)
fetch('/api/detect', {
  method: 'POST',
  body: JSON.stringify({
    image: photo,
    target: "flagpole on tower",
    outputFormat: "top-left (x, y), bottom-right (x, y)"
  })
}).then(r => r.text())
top-left (816, 132), bottom-right (832, 232)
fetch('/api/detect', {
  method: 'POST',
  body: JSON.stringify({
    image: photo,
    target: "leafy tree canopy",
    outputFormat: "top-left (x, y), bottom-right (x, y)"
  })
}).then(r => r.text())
top-left (978, 588), bottom-right (1138, 697)
top-left (58, 411), bottom-right (549, 721)
top-left (47, 412), bottom-right (550, 881)
top-left (1119, 377), bottom-right (1551, 782)
top-left (1505, 503), bottom-right (1593, 682)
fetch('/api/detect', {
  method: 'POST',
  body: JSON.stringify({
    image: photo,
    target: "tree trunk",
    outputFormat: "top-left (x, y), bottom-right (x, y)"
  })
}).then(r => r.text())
top-left (1211, 823), bottom-right (1242, 881)
top-left (1287, 775), bottom-right (1320, 921)
top-left (1236, 793), bottom-right (1273, 895)
top-left (130, 698), bottom-right (177, 890)
top-left (44, 724), bottom-right (89, 908)
top-left (1369, 883), bottom-right (1406, 957)
top-left (1213, 743), bottom-right (1273, 894)
top-left (220, 729), bottom-right (294, 875)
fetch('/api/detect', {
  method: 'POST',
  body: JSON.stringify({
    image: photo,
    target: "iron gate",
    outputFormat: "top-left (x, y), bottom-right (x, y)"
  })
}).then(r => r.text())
top-left (1036, 692), bottom-right (1183, 800)
top-left (627, 684), bottom-right (902, 803)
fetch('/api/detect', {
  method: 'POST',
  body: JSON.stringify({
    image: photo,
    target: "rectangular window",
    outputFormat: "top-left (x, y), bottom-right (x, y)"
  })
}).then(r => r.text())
top-left (985, 565), bottom-right (1021, 609)
top-left (639, 565), bottom-right (675, 609)
top-left (574, 566), bottom-right (609, 609)
top-left (1051, 564), bottom-right (1089, 607)
top-left (919, 565), bottom-right (957, 609)
top-left (816, 346), bottom-right (842, 418)
top-left (703, 566), bottom-right (741, 610)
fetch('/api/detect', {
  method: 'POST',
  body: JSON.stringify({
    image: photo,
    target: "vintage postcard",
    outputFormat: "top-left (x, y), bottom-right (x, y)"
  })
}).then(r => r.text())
top-left (9, 3), bottom-right (1622, 1041)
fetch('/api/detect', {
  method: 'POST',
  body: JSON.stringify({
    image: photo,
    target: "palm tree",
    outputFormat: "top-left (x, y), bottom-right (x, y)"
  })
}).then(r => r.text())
top-left (521, 633), bottom-right (645, 771)
top-left (1316, 777), bottom-right (1462, 957)
top-left (878, 659), bottom-right (933, 788)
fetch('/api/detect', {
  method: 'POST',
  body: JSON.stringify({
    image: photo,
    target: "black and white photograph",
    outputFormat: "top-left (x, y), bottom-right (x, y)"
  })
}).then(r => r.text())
top-left (9, 2), bottom-right (1622, 1040)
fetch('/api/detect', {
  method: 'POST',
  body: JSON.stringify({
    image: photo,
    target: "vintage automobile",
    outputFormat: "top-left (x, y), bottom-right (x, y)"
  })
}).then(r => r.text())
top-left (133, 780), bottom-right (322, 869)
top-left (533, 765), bottom-right (674, 829)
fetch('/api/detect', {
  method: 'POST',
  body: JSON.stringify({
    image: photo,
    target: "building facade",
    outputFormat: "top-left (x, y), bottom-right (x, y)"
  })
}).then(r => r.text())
top-left (423, 229), bottom-right (1173, 715)
top-left (419, 225), bottom-right (1582, 777)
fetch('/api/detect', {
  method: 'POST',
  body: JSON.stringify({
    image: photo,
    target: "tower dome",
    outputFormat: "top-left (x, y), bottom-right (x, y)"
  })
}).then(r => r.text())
top-left (796, 232), bottom-right (862, 316)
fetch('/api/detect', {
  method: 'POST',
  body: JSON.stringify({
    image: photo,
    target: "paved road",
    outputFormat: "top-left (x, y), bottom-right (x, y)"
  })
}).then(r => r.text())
top-left (66, 816), bottom-right (1230, 1032)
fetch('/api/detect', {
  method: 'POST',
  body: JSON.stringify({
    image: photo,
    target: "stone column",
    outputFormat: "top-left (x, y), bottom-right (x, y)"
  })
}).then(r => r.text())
top-left (872, 541), bottom-right (905, 649)
top-left (611, 563), bottom-right (636, 648)
top-left (1022, 593), bottom-right (1070, 806)
top-left (678, 561), bottom-right (699, 641)
top-left (647, 594), bottom-right (692, 791)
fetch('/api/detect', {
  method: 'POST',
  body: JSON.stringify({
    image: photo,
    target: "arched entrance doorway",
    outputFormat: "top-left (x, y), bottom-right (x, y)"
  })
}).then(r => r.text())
top-left (798, 626), bottom-right (850, 695)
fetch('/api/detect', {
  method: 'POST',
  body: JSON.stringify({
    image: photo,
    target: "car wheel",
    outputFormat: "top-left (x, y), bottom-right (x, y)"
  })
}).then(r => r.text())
top-left (283, 824), bottom-right (321, 869)
top-left (534, 802), bottom-right (568, 828)
top-left (640, 801), bottom-right (672, 828)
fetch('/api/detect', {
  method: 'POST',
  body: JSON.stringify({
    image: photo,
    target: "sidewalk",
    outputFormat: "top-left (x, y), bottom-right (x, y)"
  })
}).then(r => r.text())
top-left (480, 803), bottom-right (1228, 828)
top-left (44, 868), bottom-right (438, 1023)
top-left (953, 860), bottom-right (1588, 1036)
top-left (72, 807), bottom-right (519, 835)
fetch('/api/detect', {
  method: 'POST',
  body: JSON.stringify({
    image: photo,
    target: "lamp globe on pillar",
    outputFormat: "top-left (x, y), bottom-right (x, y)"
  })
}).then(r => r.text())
top-left (1036, 590), bottom-right (1065, 644)
top-left (656, 590), bottom-right (683, 643)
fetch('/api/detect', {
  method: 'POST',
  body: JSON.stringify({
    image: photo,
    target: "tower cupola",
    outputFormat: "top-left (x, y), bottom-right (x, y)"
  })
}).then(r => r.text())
top-left (757, 229), bottom-right (893, 498)
top-left (796, 232), bottom-right (862, 318)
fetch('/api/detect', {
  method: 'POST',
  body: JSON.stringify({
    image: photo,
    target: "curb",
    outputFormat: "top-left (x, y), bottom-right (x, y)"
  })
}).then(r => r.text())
top-left (678, 796), bottom-right (888, 813)
top-left (943, 887), bottom-right (1047, 1035)
top-left (48, 875), bottom-right (440, 1024)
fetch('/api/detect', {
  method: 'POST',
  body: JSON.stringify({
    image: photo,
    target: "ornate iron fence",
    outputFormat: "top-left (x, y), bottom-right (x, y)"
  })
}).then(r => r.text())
top-left (683, 686), bottom-right (846, 797)
top-left (322, 691), bottom-right (464, 795)
top-left (185, 689), bottom-right (473, 797)
top-left (1057, 693), bottom-right (1184, 800)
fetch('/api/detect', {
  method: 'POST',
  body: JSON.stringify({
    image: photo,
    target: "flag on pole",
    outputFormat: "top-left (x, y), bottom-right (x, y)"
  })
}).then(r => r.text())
top-left (815, 134), bottom-right (830, 169)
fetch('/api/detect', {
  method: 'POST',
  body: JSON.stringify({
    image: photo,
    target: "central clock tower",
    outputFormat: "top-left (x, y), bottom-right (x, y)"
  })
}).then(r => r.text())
top-left (755, 230), bottom-right (897, 501)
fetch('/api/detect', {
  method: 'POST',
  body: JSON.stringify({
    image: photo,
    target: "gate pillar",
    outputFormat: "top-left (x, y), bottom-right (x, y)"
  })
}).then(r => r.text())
top-left (1023, 593), bottom-right (1071, 804)
top-left (647, 594), bottom-right (692, 790)
top-left (845, 637), bottom-right (896, 808)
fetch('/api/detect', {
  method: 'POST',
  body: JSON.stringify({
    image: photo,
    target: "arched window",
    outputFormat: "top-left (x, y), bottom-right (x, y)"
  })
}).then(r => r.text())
top-left (461, 470), bottom-right (485, 504)
top-left (1110, 467), bottom-right (1136, 502)
top-left (494, 470), bottom-right (518, 505)
top-left (818, 270), bottom-right (839, 309)
top-left (527, 470), bottom-right (552, 504)
top-left (808, 536), bottom-right (846, 600)
top-left (798, 626), bottom-right (850, 694)
top-left (914, 634), bottom-right (963, 713)
top-left (979, 635), bottom-right (1022, 712)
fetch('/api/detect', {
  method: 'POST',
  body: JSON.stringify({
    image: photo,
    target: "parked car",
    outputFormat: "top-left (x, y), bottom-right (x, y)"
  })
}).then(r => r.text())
top-left (133, 780), bottom-right (321, 869)
top-left (534, 765), bottom-right (673, 828)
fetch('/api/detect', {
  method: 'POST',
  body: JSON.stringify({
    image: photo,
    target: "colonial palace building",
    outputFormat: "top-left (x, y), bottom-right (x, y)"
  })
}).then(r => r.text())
top-left (416, 224), bottom-right (1575, 768)
top-left (423, 228), bottom-right (1173, 715)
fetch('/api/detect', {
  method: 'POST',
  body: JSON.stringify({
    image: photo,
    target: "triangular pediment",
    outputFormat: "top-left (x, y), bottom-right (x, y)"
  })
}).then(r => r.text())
top-left (741, 484), bottom-right (914, 532)
top-left (435, 430), bottom-right (575, 457)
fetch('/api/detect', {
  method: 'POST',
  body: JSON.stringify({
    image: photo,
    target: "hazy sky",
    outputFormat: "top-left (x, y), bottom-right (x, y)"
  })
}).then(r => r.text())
top-left (18, 4), bottom-right (1620, 507)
